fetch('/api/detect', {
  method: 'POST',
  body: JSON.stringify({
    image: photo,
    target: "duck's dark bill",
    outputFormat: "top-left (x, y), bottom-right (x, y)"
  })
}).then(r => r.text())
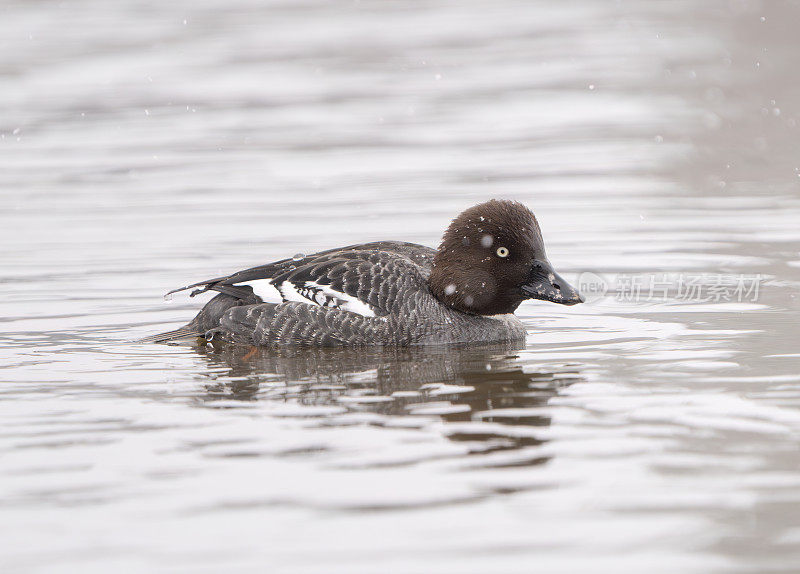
top-left (520, 262), bottom-right (584, 306)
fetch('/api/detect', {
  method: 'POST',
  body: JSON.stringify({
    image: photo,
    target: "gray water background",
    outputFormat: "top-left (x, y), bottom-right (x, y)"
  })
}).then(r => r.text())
top-left (2, 0), bottom-right (800, 572)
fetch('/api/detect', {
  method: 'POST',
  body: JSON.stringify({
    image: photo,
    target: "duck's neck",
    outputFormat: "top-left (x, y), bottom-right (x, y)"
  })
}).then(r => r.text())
top-left (428, 264), bottom-right (522, 316)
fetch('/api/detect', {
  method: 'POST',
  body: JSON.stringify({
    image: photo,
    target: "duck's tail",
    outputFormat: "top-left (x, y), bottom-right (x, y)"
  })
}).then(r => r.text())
top-left (138, 293), bottom-right (256, 344)
top-left (136, 326), bottom-right (203, 344)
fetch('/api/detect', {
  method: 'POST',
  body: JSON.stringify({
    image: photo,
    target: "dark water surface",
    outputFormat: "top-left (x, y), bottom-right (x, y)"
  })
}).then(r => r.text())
top-left (2, 1), bottom-right (800, 572)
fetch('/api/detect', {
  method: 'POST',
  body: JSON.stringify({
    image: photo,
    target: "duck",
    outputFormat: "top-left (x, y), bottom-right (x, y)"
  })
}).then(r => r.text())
top-left (143, 199), bottom-right (583, 346)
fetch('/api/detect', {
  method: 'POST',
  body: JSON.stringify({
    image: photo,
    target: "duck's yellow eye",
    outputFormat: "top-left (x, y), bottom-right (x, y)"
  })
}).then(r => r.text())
top-left (496, 247), bottom-right (509, 258)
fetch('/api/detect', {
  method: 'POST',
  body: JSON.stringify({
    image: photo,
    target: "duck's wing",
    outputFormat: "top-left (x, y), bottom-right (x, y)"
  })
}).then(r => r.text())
top-left (165, 256), bottom-right (301, 300)
top-left (167, 242), bottom-right (433, 318)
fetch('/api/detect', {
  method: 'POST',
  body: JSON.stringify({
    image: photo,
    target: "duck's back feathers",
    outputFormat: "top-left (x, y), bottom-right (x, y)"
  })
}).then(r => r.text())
top-left (148, 242), bottom-right (438, 345)
top-left (167, 242), bottom-right (435, 317)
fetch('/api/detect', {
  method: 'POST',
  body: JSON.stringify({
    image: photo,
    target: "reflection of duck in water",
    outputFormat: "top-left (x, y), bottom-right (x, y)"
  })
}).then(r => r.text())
top-left (193, 342), bottom-right (584, 464)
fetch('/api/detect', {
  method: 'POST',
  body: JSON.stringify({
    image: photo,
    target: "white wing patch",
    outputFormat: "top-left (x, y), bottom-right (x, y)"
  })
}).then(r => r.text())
top-left (306, 281), bottom-right (377, 317)
top-left (236, 279), bottom-right (377, 318)
top-left (236, 279), bottom-right (283, 303)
